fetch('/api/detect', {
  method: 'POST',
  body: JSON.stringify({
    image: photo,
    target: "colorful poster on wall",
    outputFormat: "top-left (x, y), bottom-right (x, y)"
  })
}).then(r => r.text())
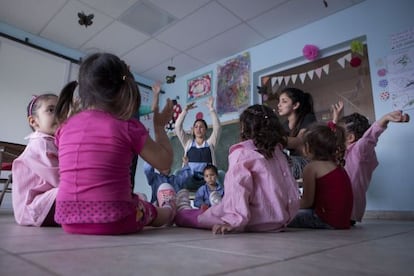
top-left (187, 71), bottom-right (212, 102)
top-left (216, 52), bottom-right (250, 115)
top-left (387, 47), bottom-right (414, 111)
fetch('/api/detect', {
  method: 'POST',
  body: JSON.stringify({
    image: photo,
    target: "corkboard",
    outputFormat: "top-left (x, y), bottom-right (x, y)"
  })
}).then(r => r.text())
top-left (260, 45), bottom-right (375, 122)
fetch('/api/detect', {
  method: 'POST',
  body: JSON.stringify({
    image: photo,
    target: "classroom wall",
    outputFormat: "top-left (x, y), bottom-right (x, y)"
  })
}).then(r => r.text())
top-left (163, 0), bottom-right (414, 213)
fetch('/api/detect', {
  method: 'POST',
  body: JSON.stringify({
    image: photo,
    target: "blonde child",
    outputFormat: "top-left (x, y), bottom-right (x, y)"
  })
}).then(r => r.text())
top-left (12, 94), bottom-right (60, 227)
top-left (332, 101), bottom-right (410, 224)
top-left (54, 52), bottom-right (176, 235)
top-left (288, 123), bottom-right (353, 229)
top-left (175, 104), bottom-right (300, 234)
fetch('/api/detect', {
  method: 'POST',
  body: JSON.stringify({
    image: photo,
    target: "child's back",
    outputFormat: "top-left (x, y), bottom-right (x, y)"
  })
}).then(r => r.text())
top-left (198, 139), bottom-right (300, 231)
top-left (56, 110), bottom-right (145, 204)
top-left (289, 123), bottom-right (353, 229)
top-left (305, 161), bottom-right (352, 229)
top-left (175, 104), bottom-right (300, 234)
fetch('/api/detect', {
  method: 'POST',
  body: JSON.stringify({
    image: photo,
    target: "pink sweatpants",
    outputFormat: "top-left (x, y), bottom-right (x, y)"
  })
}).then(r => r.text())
top-left (174, 209), bottom-right (206, 229)
top-left (62, 198), bottom-right (157, 235)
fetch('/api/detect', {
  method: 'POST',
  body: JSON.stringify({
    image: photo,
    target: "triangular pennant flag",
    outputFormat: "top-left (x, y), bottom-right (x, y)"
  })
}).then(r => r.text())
top-left (284, 76), bottom-right (291, 85)
top-left (291, 74), bottom-right (298, 84)
top-left (307, 70), bottom-right (314, 80)
top-left (299, 73), bottom-right (307, 83)
top-left (337, 57), bottom-right (346, 68)
top-left (344, 53), bottom-right (352, 62)
top-left (277, 76), bottom-right (284, 85)
top-left (322, 64), bottom-right (330, 74)
top-left (315, 67), bottom-right (322, 79)
top-left (271, 77), bottom-right (277, 87)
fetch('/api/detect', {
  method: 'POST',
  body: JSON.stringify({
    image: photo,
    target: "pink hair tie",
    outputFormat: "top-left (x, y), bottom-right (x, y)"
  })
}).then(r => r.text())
top-left (327, 121), bottom-right (336, 132)
top-left (28, 95), bottom-right (39, 116)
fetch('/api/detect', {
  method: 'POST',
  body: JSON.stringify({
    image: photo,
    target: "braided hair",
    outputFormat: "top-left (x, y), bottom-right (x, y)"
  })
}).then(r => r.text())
top-left (239, 104), bottom-right (287, 159)
top-left (337, 113), bottom-right (370, 141)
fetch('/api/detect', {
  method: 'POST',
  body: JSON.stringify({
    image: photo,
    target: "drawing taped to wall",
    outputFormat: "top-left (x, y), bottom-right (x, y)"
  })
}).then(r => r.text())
top-left (216, 52), bottom-right (250, 115)
top-left (187, 71), bottom-right (212, 102)
top-left (387, 47), bottom-right (414, 111)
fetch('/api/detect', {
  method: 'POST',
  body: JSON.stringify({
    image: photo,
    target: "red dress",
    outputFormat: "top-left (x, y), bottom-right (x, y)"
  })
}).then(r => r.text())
top-left (314, 167), bottom-right (353, 229)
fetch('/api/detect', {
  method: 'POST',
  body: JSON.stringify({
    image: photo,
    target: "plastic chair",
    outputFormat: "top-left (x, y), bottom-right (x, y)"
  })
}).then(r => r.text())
top-left (0, 142), bottom-right (26, 207)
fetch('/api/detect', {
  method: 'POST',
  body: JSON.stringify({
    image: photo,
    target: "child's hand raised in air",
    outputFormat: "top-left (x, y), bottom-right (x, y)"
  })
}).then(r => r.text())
top-left (151, 81), bottom-right (161, 96)
top-left (379, 110), bottom-right (410, 128)
top-left (331, 101), bottom-right (344, 124)
top-left (206, 96), bottom-right (215, 111)
top-left (185, 102), bottom-right (197, 112)
top-left (153, 99), bottom-right (173, 127)
top-left (212, 223), bottom-right (233, 234)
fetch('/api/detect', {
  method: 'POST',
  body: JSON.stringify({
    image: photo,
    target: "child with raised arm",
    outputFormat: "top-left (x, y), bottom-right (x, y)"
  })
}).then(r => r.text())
top-left (193, 164), bottom-right (224, 210)
top-left (130, 81), bottom-right (162, 191)
top-left (12, 93), bottom-right (60, 227)
top-left (332, 101), bottom-right (410, 224)
top-left (288, 123), bottom-right (353, 229)
top-left (175, 104), bottom-right (300, 234)
top-left (54, 53), bottom-right (176, 235)
top-left (175, 96), bottom-right (221, 191)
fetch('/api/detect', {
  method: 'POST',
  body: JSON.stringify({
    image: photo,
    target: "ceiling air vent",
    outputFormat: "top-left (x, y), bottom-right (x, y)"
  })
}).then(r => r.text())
top-left (119, 1), bottom-right (176, 36)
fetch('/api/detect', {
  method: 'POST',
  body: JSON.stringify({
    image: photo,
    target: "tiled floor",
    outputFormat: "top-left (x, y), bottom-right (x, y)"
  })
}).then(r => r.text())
top-left (1, 207), bottom-right (413, 276)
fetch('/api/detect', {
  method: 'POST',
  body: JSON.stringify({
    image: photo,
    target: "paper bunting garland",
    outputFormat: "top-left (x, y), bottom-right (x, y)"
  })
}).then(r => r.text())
top-left (315, 68), bottom-right (322, 79)
top-left (307, 70), bottom-right (314, 80)
top-left (284, 76), bottom-right (291, 85)
top-left (271, 77), bottom-right (277, 87)
top-left (323, 64), bottom-right (329, 74)
top-left (269, 53), bottom-right (360, 86)
top-left (299, 73), bottom-right (307, 83)
top-left (277, 76), bottom-right (284, 85)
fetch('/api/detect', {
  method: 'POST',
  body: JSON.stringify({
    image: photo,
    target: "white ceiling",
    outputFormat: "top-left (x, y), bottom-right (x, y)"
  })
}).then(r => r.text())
top-left (0, 0), bottom-right (364, 82)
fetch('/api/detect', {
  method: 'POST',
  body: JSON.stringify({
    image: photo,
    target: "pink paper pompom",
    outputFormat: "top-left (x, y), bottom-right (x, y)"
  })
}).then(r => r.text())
top-left (302, 44), bottom-right (319, 61)
top-left (196, 112), bottom-right (203, 120)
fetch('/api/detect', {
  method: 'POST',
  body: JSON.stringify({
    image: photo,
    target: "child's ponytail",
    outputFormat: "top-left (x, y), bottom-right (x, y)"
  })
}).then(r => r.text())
top-left (55, 81), bottom-right (78, 124)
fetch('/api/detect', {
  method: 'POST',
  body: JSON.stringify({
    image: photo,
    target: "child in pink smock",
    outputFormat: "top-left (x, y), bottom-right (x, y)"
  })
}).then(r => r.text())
top-left (332, 101), bottom-right (410, 224)
top-left (54, 53), bottom-right (176, 235)
top-left (175, 104), bottom-right (300, 234)
top-left (12, 94), bottom-right (60, 227)
top-left (288, 123), bottom-right (353, 229)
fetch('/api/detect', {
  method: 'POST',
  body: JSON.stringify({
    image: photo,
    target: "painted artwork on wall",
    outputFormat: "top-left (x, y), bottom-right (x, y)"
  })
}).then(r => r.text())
top-left (216, 52), bottom-right (250, 115)
top-left (187, 71), bottom-right (212, 102)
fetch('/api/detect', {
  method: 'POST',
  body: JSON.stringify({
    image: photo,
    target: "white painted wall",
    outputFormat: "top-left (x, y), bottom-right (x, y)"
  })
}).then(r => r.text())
top-left (163, 0), bottom-right (414, 212)
top-left (0, 37), bottom-right (71, 144)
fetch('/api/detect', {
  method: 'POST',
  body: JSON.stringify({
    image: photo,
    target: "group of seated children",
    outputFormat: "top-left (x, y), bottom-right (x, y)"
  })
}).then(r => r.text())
top-left (10, 51), bottom-right (410, 235)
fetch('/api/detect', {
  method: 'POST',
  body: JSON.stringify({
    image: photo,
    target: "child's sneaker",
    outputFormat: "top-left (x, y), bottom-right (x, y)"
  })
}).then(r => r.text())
top-left (209, 191), bottom-right (222, 206)
top-left (176, 189), bottom-right (192, 211)
top-left (157, 183), bottom-right (176, 224)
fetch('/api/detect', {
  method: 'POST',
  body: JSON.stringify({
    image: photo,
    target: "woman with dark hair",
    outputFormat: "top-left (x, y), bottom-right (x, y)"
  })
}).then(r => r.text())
top-left (277, 87), bottom-right (316, 179)
top-left (175, 96), bottom-right (221, 191)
